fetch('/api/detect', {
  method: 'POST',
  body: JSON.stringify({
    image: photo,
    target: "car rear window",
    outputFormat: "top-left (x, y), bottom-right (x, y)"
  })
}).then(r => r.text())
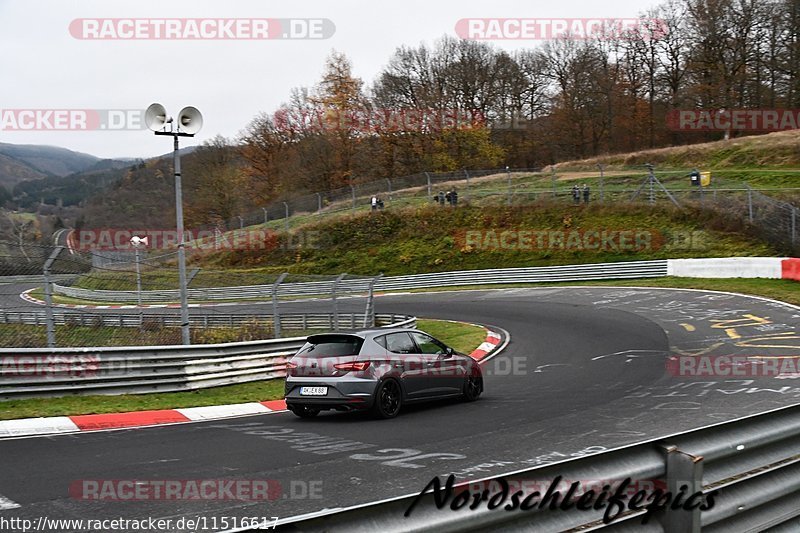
top-left (296, 335), bottom-right (364, 357)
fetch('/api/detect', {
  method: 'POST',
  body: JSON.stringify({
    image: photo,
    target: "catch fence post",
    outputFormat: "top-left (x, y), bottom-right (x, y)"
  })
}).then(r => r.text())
top-left (272, 272), bottom-right (288, 338)
top-left (43, 246), bottom-right (64, 348)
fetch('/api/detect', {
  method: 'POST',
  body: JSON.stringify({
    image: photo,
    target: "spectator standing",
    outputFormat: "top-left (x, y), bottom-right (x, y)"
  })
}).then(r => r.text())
top-left (582, 184), bottom-right (590, 204)
top-left (572, 185), bottom-right (580, 205)
top-left (371, 195), bottom-right (378, 211)
top-left (451, 188), bottom-right (459, 206)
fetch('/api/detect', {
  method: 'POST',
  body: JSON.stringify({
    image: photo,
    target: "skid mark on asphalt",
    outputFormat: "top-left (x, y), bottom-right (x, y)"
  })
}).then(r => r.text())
top-left (0, 494), bottom-right (21, 510)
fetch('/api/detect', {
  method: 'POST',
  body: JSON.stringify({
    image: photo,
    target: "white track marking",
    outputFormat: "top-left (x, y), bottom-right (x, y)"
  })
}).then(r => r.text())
top-left (0, 494), bottom-right (21, 510)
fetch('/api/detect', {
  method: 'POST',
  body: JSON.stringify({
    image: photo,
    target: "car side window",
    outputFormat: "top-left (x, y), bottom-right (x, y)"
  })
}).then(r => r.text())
top-left (374, 335), bottom-right (387, 349)
top-left (410, 332), bottom-right (446, 355)
top-left (385, 332), bottom-right (417, 354)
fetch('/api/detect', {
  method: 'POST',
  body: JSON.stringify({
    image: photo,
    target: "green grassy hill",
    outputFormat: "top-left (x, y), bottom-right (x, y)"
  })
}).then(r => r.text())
top-left (184, 201), bottom-right (776, 278)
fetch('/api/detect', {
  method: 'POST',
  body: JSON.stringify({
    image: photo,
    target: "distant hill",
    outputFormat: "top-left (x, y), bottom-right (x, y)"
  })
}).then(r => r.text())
top-left (12, 165), bottom-right (135, 209)
top-left (0, 143), bottom-right (103, 181)
top-left (0, 142), bottom-right (137, 208)
top-left (0, 152), bottom-right (48, 186)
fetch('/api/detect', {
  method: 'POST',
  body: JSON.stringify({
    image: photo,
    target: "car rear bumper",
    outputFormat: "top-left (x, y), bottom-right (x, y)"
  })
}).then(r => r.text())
top-left (285, 377), bottom-right (378, 410)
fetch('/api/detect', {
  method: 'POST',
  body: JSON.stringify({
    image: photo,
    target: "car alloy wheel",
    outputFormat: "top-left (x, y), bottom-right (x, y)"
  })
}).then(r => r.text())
top-left (373, 379), bottom-right (402, 419)
top-left (463, 373), bottom-right (482, 401)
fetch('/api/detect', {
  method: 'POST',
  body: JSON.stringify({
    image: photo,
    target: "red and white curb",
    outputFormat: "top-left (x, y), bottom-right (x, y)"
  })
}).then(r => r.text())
top-left (20, 288), bottom-right (361, 310)
top-left (469, 330), bottom-right (503, 361)
top-left (20, 289), bottom-right (207, 310)
top-left (0, 400), bottom-right (288, 439)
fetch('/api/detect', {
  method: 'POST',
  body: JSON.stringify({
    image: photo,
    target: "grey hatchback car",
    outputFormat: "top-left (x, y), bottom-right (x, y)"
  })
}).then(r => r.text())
top-left (284, 328), bottom-right (483, 419)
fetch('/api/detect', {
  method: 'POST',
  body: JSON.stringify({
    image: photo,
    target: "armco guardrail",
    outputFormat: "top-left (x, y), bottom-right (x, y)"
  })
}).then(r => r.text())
top-left (53, 277), bottom-right (378, 303)
top-left (273, 404), bottom-right (800, 532)
top-left (0, 314), bottom-right (415, 399)
top-left (0, 311), bottom-right (409, 331)
top-left (53, 260), bottom-right (670, 303)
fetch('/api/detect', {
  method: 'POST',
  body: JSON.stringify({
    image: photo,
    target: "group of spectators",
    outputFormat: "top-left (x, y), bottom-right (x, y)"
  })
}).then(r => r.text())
top-left (370, 196), bottom-right (385, 211)
top-left (572, 184), bottom-right (591, 205)
top-left (433, 189), bottom-right (459, 206)
top-left (373, 183), bottom-right (592, 210)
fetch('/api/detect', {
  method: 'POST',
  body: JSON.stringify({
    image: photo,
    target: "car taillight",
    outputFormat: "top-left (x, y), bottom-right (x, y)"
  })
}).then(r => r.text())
top-left (286, 361), bottom-right (298, 369)
top-left (334, 361), bottom-right (371, 372)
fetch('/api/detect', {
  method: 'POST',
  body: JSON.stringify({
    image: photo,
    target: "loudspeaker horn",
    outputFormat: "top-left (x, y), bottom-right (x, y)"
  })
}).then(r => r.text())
top-left (144, 103), bottom-right (170, 132)
top-left (177, 106), bottom-right (203, 135)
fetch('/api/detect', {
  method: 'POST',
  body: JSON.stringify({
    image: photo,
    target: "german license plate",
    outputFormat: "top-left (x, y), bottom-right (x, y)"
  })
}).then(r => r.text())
top-left (300, 386), bottom-right (328, 396)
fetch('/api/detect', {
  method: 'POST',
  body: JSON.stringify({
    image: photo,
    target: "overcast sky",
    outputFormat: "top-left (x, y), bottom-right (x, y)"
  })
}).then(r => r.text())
top-left (0, 0), bottom-right (658, 160)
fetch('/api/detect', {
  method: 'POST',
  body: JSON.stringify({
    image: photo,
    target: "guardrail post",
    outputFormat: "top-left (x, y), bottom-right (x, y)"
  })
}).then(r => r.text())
top-left (332, 273), bottom-right (346, 331)
top-left (658, 444), bottom-right (703, 533)
top-left (43, 246), bottom-right (64, 348)
top-left (283, 202), bottom-right (290, 233)
top-left (272, 272), bottom-right (288, 338)
top-left (425, 172), bottom-right (431, 198)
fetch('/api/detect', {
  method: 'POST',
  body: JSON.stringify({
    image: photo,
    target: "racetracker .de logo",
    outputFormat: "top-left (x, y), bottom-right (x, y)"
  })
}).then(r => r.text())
top-left (274, 108), bottom-right (485, 134)
top-left (74, 228), bottom-right (300, 252)
top-left (69, 18), bottom-right (335, 40)
top-left (666, 109), bottom-right (800, 131)
top-left (69, 480), bottom-right (283, 501)
top-left (455, 18), bottom-right (667, 41)
top-left (667, 355), bottom-right (800, 378)
top-left (0, 109), bottom-right (145, 131)
top-left (1, 355), bottom-right (99, 378)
